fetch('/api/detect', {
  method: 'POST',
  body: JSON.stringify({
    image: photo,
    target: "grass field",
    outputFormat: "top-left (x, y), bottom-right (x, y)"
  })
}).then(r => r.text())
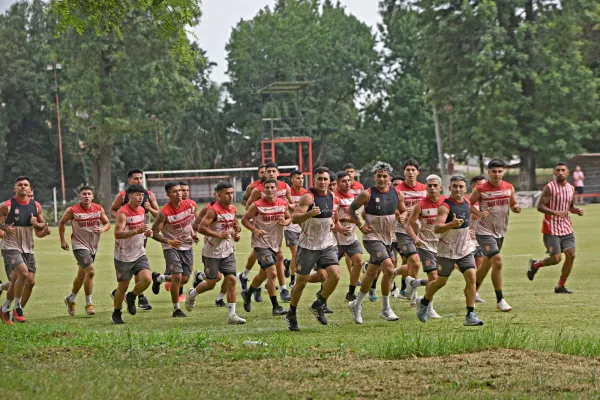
top-left (2, 205), bottom-right (600, 399)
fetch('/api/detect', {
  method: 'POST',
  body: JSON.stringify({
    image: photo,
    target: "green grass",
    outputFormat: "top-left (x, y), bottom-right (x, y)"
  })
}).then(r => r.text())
top-left (2, 205), bottom-right (600, 398)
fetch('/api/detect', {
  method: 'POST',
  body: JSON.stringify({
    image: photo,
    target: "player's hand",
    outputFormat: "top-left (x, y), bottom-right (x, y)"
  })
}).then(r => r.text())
top-left (191, 233), bottom-right (200, 244)
top-left (218, 231), bottom-right (232, 240)
top-left (414, 237), bottom-right (425, 248)
top-left (574, 208), bottom-right (584, 216)
top-left (451, 213), bottom-right (464, 228)
top-left (60, 240), bottom-right (69, 251)
top-left (144, 229), bottom-right (153, 238)
top-left (42, 224), bottom-right (51, 236)
top-left (143, 201), bottom-right (151, 211)
top-left (91, 225), bottom-right (102, 234)
top-left (554, 210), bottom-right (569, 218)
top-left (5, 223), bottom-right (15, 235)
top-left (480, 210), bottom-right (489, 218)
top-left (278, 218), bottom-right (290, 226)
top-left (136, 225), bottom-right (147, 234)
top-left (233, 233), bottom-right (241, 242)
top-left (30, 216), bottom-right (37, 225)
top-left (360, 224), bottom-right (373, 234)
top-left (511, 204), bottom-right (521, 214)
top-left (234, 224), bottom-right (242, 234)
top-left (168, 238), bottom-right (184, 248)
top-left (253, 229), bottom-right (267, 238)
top-left (395, 210), bottom-right (406, 224)
top-left (310, 203), bottom-right (321, 217)
top-left (341, 225), bottom-right (351, 236)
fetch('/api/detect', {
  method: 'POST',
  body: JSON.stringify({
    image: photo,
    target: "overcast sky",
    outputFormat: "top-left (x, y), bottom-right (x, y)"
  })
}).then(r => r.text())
top-left (0, 0), bottom-right (380, 83)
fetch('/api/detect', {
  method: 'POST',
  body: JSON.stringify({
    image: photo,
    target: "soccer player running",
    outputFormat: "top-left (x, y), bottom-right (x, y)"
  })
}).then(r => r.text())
top-left (59, 186), bottom-right (111, 316)
top-left (416, 175), bottom-right (483, 326)
top-left (112, 184), bottom-right (154, 324)
top-left (150, 181), bottom-right (197, 317)
top-left (0, 176), bottom-right (51, 324)
top-left (469, 175), bottom-right (487, 303)
top-left (283, 170), bottom-right (309, 288)
top-left (186, 181), bottom-right (246, 324)
top-left (469, 159), bottom-right (521, 312)
top-left (335, 171), bottom-right (364, 302)
top-left (110, 168), bottom-right (159, 311)
top-left (347, 162), bottom-right (408, 324)
top-left (241, 179), bottom-right (291, 317)
top-left (527, 162), bottom-right (584, 293)
top-left (285, 167), bottom-right (346, 331)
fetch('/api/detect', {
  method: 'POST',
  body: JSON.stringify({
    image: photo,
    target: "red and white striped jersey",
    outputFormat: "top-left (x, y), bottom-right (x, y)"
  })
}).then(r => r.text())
top-left (349, 180), bottom-right (364, 196)
top-left (71, 202), bottom-right (104, 254)
top-left (202, 201), bottom-right (237, 258)
top-left (254, 181), bottom-right (290, 202)
top-left (395, 181), bottom-right (427, 234)
top-left (285, 186), bottom-right (309, 234)
top-left (114, 204), bottom-right (146, 262)
top-left (542, 180), bottom-right (574, 236)
top-left (416, 196), bottom-right (446, 253)
top-left (160, 200), bottom-right (195, 250)
top-left (335, 190), bottom-right (357, 245)
top-left (475, 181), bottom-right (513, 238)
top-left (251, 197), bottom-right (288, 252)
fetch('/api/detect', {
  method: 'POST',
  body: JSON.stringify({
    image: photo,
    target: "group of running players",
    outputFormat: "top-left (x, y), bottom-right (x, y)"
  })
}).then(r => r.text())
top-left (0, 159), bottom-right (584, 330)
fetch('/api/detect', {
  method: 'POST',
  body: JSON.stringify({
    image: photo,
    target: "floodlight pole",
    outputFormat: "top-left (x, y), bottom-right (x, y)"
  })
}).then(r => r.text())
top-left (49, 62), bottom-right (66, 205)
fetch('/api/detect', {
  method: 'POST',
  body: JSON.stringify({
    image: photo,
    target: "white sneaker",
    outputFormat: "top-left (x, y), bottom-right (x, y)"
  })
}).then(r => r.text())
top-left (475, 292), bottom-right (486, 303)
top-left (227, 313), bottom-right (247, 325)
top-left (185, 287), bottom-right (196, 312)
top-left (368, 288), bottom-right (379, 302)
top-left (391, 288), bottom-right (400, 298)
top-left (497, 298), bottom-right (512, 312)
top-left (380, 308), bottom-right (399, 321)
top-left (361, 262), bottom-right (368, 274)
top-left (427, 303), bottom-right (442, 319)
top-left (348, 300), bottom-right (363, 324)
top-left (404, 276), bottom-right (416, 300)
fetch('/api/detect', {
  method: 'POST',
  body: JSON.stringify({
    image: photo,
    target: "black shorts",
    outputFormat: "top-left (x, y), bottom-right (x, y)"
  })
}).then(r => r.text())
top-left (575, 187), bottom-right (584, 194)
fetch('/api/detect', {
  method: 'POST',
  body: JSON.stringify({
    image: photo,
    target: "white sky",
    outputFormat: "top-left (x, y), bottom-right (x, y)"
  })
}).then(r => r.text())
top-left (0, 0), bottom-right (381, 83)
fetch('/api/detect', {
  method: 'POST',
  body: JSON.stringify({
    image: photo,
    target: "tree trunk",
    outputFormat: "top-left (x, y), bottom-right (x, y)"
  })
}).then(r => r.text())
top-left (479, 153), bottom-right (485, 174)
top-left (91, 145), bottom-right (113, 212)
top-left (519, 148), bottom-right (536, 191)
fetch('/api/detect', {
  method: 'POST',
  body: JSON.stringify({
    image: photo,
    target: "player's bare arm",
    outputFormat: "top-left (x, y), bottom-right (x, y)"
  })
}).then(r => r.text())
top-left (292, 193), bottom-right (320, 225)
top-left (242, 204), bottom-right (266, 237)
top-left (396, 191), bottom-right (408, 224)
top-left (198, 209), bottom-right (231, 239)
top-left (569, 198), bottom-right (584, 216)
top-left (241, 185), bottom-right (254, 207)
top-left (0, 203), bottom-right (14, 234)
top-left (151, 212), bottom-right (183, 247)
top-left (192, 205), bottom-right (209, 232)
top-left (245, 188), bottom-right (261, 210)
top-left (278, 209), bottom-right (292, 227)
top-left (146, 192), bottom-right (160, 217)
top-left (406, 204), bottom-right (423, 246)
top-left (469, 188), bottom-right (487, 218)
top-left (349, 190), bottom-right (371, 233)
top-left (285, 187), bottom-right (296, 211)
top-left (509, 187), bottom-right (521, 213)
top-left (98, 209), bottom-right (111, 233)
top-left (109, 193), bottom-right (124, 218)
top-left (114, 213), bottom-right (151, 239)
top-left (331, 207), bottom-right (350, 235)
top-left (58, 208), bottom-right (74, 250)
top-left (434, 205), bottom-right (463, 234)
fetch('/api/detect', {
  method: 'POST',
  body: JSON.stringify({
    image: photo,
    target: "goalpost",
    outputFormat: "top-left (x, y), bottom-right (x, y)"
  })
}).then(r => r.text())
top-left (143, 166), bottom-right (298, 204)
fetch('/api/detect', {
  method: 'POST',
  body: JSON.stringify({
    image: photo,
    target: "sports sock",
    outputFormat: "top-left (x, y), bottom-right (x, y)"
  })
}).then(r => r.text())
top-left (280, 285), bottom-right (287, 291)
top-left (189, 289), bottom-right (198, 299)
top-left (173, 302), bottom-right (180, 310)
top-left (14, 297), bottom-right (22, 309)
top-left (401, 279), bottom-right (407, 291)
top-left (290, 275), bottom-right (296, 285)
top-left (467, 306), bottom-right (474, 315)
top-left (382, 295), bottom-right (390, 310)
top-left (348, 285), bottom-right (356, 295)
top-left (420, 297), bottom-right (430, 307)
top-left (247, 285), bottom-right (257, 295)
top-left (533, 260), bottom-right (543, 269)
top-left (558, 276), bottom-right (567, 288)
top-left (85, 295), bottom-right (92, 305)
top-left (157, 275), bottom-right (166, 283)
top-left (356, 290), bottom-right (368, 305)
top-left (228, 303), bottom-right (236, 317)
top-left (371, 278), bottom-right (378, 289)
top-left (495, 290), bottom-right (504, 302)
top-left (179, 287), bottom-right (184, 295)
top-left (242, 268), bottom-right (251, 279)
top-left (2, 299), bottom-right (12, 313)
top-left (269, 296), bottom-right (279, 308)
top-left (69, 293), bottom-right (77, 302)
top-left (216, 292), bottom-right (225, 301)
top-left (476, 282), bottom-right (481, 290)
top-left (289, 305), bottom-right (297, 315)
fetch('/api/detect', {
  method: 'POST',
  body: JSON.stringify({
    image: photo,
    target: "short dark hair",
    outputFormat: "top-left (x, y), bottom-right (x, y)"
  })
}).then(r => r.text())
top-left (257, 164), bottom-right (267, 170)
top-left (215, 181), bottom-right (233, 192)
top-left (471, 175), bottom-right (486, 185)
top-left (343, 163), bottom-right (356, 170)
top-left (329, 172), bottom-right (338, 181)
top-left (290, 170), bottom-right (303, 178)
top-left (555, 161), bottom-right (568, 168)
top-left (264, 178), bottom-right (278, 186)
top-left (403, 159), bottom-right (420, 171)
top-left (487, 159), bottom-right (505, 169)
top-left (314, 167), bottom-right (330, 176)
top-left (127, 169), bottom-right (143, 178)
top-left (127, 184), bottom-right (146, 195)
top-left (265, 161), bottom-right (279, 170)
top-left (14, 176), bottom-right (30, 184)
top-left (165, 181), bottom-right (180, 193)
top-left (179, 181), bottom-right (189, 187)
top-left (450, 174), bottom-right (467, 183)
top-left (336, 171), bottom-right (349, 180)
top-left (392, 176), bottom-right (405, 182)
top-left (79, 185), bottom-right (94, 193)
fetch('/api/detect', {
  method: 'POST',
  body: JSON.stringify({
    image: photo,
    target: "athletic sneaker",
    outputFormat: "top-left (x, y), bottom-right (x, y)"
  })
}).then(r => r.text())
top-left (361, 261), bottom-right (368, 274)
top-left (368, 288), bottom-right (379, 302)
top-left (185, 288), bottom-right (196, 311)
top-left (12, 308), bottom-right (26, 323)
top-left (215, 299), bottom-right (226, 307)
top-left (1, 310), bottom-right (13, 325)
top-left (347, 300), bottom-right (363, 324)
top-left (272, 305), bottom-right (288, 316)
top-left (391, 288), bottom-right (400, 298)
top-left (193, 270), bottom-right (204, 288)
top-left (286, 312), bottom-right (300, 331)
top-left (475, 292), bottom-right (486, 303)
top-left (427, 303), bottom-right (442, 319)
top-left (111, 309), bottom-right (124, 325)
top-left (110, 289), bottom-right (116, 300)
top-left (555, 286), bottom-right (573, 294)
top-left (345, 292), bottom-right (357, 302)
top-left (527, 259), bottom-right (538, 281)
top-left (253, 287), bottom-right (263, 302)
top-left (464, 312), bottom-right (484, 326)
top-left (64, 296), bottom-right (76, 316)
top-left (323, 303), bottom-right (333, 314)
top-left (241, 289), bottom-right (252, 312)
top-left (125, 292), bottom-right (137, 315)
top-left (151, 272), bottom-right (161, 295)
top-left (284, 258), bottom-right (291, 278)
top-left (85, 304), bottom-right (96, 315)
top-left (172, 309), bottom-right (187, 318)
top-left (178, 293), bottom-right (186, 302)
top-left (497, 299), bottom-right (512, 312)
top-left (138, 295), bottom-right (152, 310)
top-left (404, 277), bottom-right (416, 301)
top-left (238, 273), bottom-right (248, 291)
top-left (380, 308), bottom-right (399, 321)
top-left (416, 298), bottom-right (428, 323)
top-left (310, 302), bottom-right (328, 325)
top-left (398, 289), bottom-right (408, 300)
top-left (280, 288), bottom-right (291, 303)
top-left (228, 314), bottom-right (246, 324)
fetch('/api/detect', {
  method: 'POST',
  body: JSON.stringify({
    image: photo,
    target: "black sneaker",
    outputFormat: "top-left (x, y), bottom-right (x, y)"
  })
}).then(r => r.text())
top-left (323, 303), bottom-right (333, 314)
top-left (272, 305), bottom-right (288, 316)
top-left (253, 287), bottom-right (263, 302)
top-left (110, 289), bottom-right (116, 300)
top-left (151, 272), bottom-right (161, 295)
top-left (284, 258), bottom-right (291, 278)
top-left (309, 302), bottom-right (328, 325)
top-left (241, 289), bottom-right (252, 312)
top-left (238, 273), bottom-right (248, 291)
top-left (0, 279), bottom-right (3, 297)
top-left (555, 286), bottom-right (573, 294)
top-left (316, 290), bottom-right (322, 300)
top-left (193, 270), bottom-right (204, 288)
top-left (138, 295), bottom-right (152, 310)
top-left (125, 292), bottom-right (137, 315)
top-left (172, 309), bottom-right (187, 317)
top-left (345, 292), bottom-right (357, 302)
top-left (286, 312), bottom-right (300, 332)
top-left (280, 288), bottom-right (291, 303)
top-left (527, 259), bottom-right (538, 281)
top-left (112, 309), bottom-right (124, 324)
top-left (215, 299), bottom-right (226, 307)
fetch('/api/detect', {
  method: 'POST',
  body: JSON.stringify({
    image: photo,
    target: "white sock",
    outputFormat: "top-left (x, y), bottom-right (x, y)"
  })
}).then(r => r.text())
top-left (280, 285), bottom-right (287, 291)
top-left (157, 275), bottom-right (166, 283)
top-left (228, 303), bottom-right (236, 317)
top-left (173, 302), bottom-right (180, 310)
top-left (356, 290), bottom-right (368, 305)
top-left (85, 295), bottom-right (92, 305)
top-left (2, 299), bottom-right (12, 312)
top-left (69, 293), bottom-right (77, 302)
top-left (242, 268), bottom-right (251, 279)
top-left (189, 289), bottom-right (198, 299)
top-left (382, 295), bottom-right (390, 310)
top-left (14, 297), bottom-right (22, 309)
top-left (393, 268), bottom-right (399, 277)
top-left (216, 292), bottom-right (225, 301)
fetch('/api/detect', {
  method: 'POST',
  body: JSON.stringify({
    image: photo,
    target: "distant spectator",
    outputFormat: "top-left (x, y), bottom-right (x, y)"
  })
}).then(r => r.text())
top-left (573, 165), bottom-right (585, 205)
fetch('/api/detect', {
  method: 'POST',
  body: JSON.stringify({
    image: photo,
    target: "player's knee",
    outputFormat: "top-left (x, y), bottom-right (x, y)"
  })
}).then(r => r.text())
top-left (550, 254), bottom-right (562, 265)
top-left (565, 249), bottom-right (575, 261)
top-left (492, 255), bottom-right (503, 268)
top-left (26, 275), bottom-right (36, 286)
top-left (86, 267), bottom-right (96, 278)
top-left (216, 272), bottom-right (223, 282)
top-left (266, 268), bottom-right (277, 280)
top-left (181, 276), bottom-right (190, 284)
top-left (225, 274), bottom-right (236, 285)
